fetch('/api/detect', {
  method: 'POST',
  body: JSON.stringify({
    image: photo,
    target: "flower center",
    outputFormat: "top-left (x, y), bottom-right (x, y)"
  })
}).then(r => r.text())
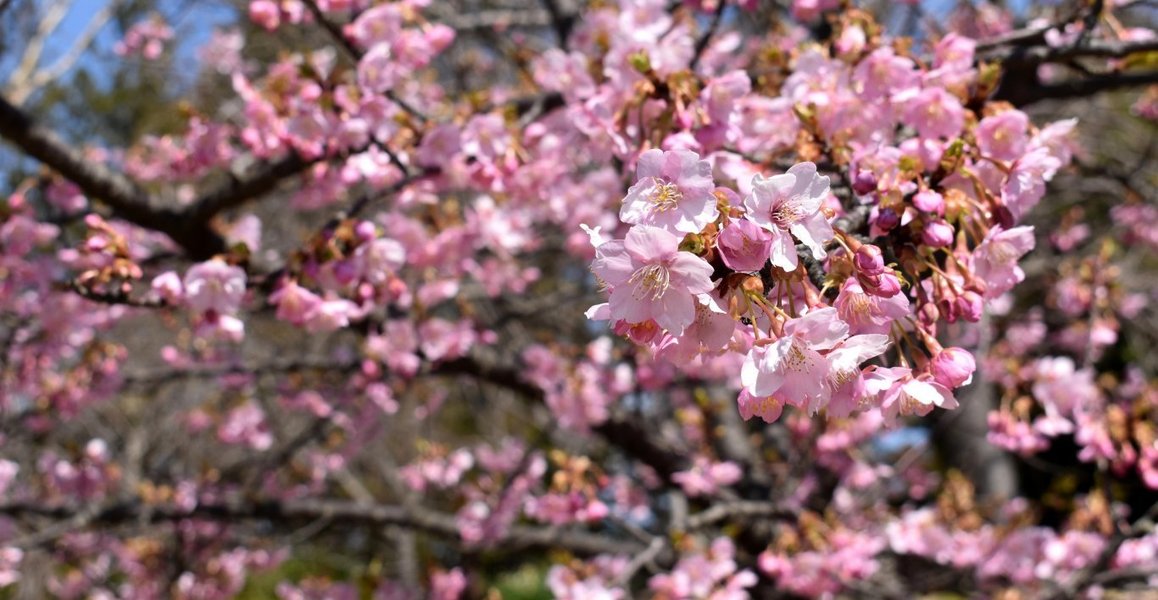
top-left (848, 292), bottom-right (875, 316)
top-left (783, 338), bottom-right (817, 372)
top-left (898, 389), bottom-right (926, 415)
top-left (629, 263), bottom-right (671, 300)
top-left (989, 240), bottom-right (1017, 263)
top-left (650, 179), bottom-right (682, 212)
top-left (771, 202), bottom-right (806, 228)
top-left (827, 367), bottom-right (858, 391)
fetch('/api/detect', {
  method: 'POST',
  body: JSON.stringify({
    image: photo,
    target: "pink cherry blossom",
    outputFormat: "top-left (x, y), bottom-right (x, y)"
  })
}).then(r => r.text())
top-left (902, 87), bottom-right (965, 140)
top-left (619, 149), bottom-right (718, 234)
top-left (977, 109), bottom-right (1030, 161)
top-left (743, 161), bottom-right (833, 271)
top-left (183, 259), bottom-right (246, 314)
top-left (741, 307), bottom-right (847, 405)
top-left (590, 226), bottom-right (715, 335)
top-left (880, 371), bottom-right (959, 423)
top-left (834, 278), bottom-right (909, 335)
top-left (972, 225), bottom-right (1035, 298)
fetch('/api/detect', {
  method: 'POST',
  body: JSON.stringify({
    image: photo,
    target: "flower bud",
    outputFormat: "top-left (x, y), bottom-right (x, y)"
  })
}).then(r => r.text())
top-left (954, 290), bottom-right (983, 322)
top-left (860, 269), bottom-right (902, 298)
top-left (922, 220), bottom-right (954, 247)
top-left (854, 244), bottom-right (885, 276)
top-left (931, 347), bottom-right (976, 388)
top-left (874, 207), bottom-right (900, 232)
top-left (874, 272), bottom-right (902, 297)
top-left (913, 190), bottom-right (945, 215)
top-left (852, 170), bottom-right (877, 196)
top-left (917, 301), bottom-right (940, 329)
top-left (355, 221), bottom-right (377, 241)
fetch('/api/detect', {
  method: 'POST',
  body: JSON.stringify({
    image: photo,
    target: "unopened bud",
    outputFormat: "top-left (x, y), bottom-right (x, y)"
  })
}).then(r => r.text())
top-left (917, 301), bottom-right (940, 328)
top-left (874, 207), bottom-right (900, 232)
top-left (913, 190), bottom-right (945, 214)
top-left (922, 220), bottom-right (954, 247)
top-left (852, 170), bottom-right (877, 196)
top-left (954, 290), bottom-right (983, 323)
top-left (854, 244), bottom-right (885, 276)
top-left (931, 347), bottom-right (976, 389)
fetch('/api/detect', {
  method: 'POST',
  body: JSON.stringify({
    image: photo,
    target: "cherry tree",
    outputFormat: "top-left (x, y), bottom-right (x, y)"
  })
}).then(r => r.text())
top-left (0, 0), bottom-right (1156, 597)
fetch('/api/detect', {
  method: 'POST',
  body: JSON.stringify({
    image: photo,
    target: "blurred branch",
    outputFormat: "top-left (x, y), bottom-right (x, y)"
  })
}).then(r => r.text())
top-left (0, 92), bottom-right (225, 259)
top-left (0, 90), bottom-right (387, 260)
top-left (684, 500), bottom-right (794, 530)
top-left (438, 355), bottom-right (691, 482)
top-left (0, 498), bottom-right (643, 556)
top-left (539, 0), bottom-right (575, 46)
top-left (998, 70), bottom-right (1158, 106)
top-left (983, 37), bottom-right (1158, 65)
top-left (185, 149), bottom-right (331, 222)
top-left (119, 359), bottom-right (361, 386)
top-left (432, 8), bottom-right (554, 32)
top-left (690, 0), bottom-right (726, 71)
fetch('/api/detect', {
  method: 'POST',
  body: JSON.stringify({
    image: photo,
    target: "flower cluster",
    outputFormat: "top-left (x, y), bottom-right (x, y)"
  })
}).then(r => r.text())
top-left (584, 11), bottom-right (1076, 427)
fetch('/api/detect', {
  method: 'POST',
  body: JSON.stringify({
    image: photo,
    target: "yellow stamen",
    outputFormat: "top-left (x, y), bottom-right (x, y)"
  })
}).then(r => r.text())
top-left (650, 179), bottom-right (683, 212)
top-left (629, 263), bottom-right (671, 300)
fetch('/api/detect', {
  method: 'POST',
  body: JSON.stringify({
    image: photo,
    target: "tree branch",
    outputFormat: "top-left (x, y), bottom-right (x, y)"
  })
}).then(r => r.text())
top-left (0, 92), bottom-right (226, 259)
top-left (984, 37), bottom-right (1158, 65)
top-left (690, 0), bottom-right (727, 72)
top-left (997, 70), bottom-right (1158, 106)
top-left (300, 0), bottom-right (427, 122)
top-left (0, 498), bottom-right (642, 556)
top-left (184, 150), bottom-right (315, 222)
top-left (437, 356), bottom-right (691, 482)
top-left (539, 0), bottom-right (575, 46)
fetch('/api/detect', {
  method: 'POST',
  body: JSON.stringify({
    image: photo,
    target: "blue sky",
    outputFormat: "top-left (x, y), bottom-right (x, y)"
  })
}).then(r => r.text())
top-left (1, 0), bottom-right (237, 93)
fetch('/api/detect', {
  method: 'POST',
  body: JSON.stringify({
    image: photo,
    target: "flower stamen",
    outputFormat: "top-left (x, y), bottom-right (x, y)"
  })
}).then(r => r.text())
top-left (650, 179), bottom-right (683, 212)
top-left (629, 263), bottom-right (672, 300)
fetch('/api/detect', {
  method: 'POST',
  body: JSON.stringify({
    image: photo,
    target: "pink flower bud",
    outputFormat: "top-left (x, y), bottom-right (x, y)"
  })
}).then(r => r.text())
top-left (954, 290), bottom-right (983, 322)
top-left (852, 170), bottom-right (877, 196)
top-left (922, 220), bottom-right (954, 247)
top-left (354, 221), bottom-right (377, 241)
top-left (917, 301), bottom-right (940, 329)
top-left (931, 347), bottom-right (976, 388)
top-left (860, 270), bottom-right (902, 298)
top-left (717, 219), bottom-right (772, 272)
top-left (913, 190), bottom-right (944, 214)
top-left (854, 244), bottom-right (885, 276)
top-left (874, 207), bottom-right (900, 232)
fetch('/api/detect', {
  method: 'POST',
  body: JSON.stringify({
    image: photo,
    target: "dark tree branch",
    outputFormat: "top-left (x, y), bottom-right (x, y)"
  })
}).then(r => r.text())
top-left (983, 37), bottom-right (1158, 65)
top-left (997, 70), bottom-right (1158, 106)
top-left (300, 0), bottom-right (361, 61)
top-left (539, 0), bottom-right (575, 47)
top-left (690, 1), bottom-right (727, 72)
top-left (436, 9), bottom-right (554, 31)
top-left (0, 92), bottom-right (225, 259)
top-left (1, 92), bottom-right (393, 261)
top-left (0, 498), bottom-right (642, 556)
top-left (185, 151), bottom-right (314, 222)
top-left (684, 500), bottom-right (794, 530)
